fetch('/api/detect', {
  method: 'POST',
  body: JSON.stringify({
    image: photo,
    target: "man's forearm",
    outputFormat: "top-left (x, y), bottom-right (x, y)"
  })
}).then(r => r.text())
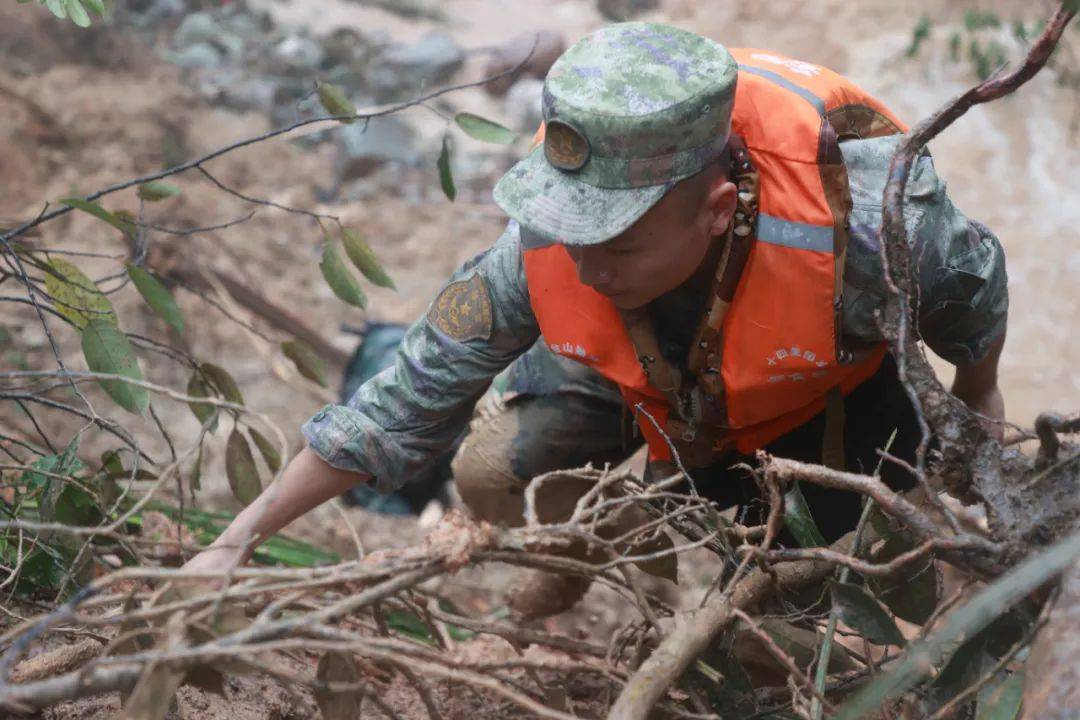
top-left (950, 328), bottom-right (1006, 438)
top-left (209, 445), bottom-right (369, 562)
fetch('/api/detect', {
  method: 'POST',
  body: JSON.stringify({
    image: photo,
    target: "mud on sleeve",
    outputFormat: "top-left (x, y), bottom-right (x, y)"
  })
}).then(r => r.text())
top-left (841, 135), bottom-right (1009, 366)
top-left (301, 221), bottom-right (540, 492)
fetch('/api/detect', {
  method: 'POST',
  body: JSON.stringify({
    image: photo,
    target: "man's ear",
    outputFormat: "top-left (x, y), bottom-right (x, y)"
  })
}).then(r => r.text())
top-left (706, 179), bottom-right (738, 237)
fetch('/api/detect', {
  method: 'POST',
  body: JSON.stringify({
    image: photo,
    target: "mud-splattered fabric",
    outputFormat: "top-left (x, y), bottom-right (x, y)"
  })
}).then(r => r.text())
top-left (841, 134), bottom-right (1008, 365)
top-left (302, 222), bottom-right (539, 493)
top-left (304, 131), bottom-right (1007, 492)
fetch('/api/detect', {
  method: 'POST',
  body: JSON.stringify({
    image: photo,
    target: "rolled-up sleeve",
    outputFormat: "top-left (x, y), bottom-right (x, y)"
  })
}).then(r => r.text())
top-left (302, 221), bottom-right (540, 492)
top-left (841, 135), bottom-right (1009, 365)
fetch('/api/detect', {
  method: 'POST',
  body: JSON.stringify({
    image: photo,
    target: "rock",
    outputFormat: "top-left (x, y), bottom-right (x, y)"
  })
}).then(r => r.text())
top-left (483, 29), bottom-right (566, 96)
top-left (321, 27), bottom-right (380, 69)
top-left (341, 0), bottom-right (446, 21)
top-left (215, 32), bottom-right (246, 62)
top-left (220, 77), bottom-right (280, 116)
top-left (172, 10), bottom-right (246, 63)
top-left (220, 10), bottom-right (271, 40)
top-left (123, 0), bottom-right (185, 25)
top-left (268, 79), bottom-right (321, 127)
top-left (504, 78), bottom-right (545, 133)
top-left (173, 12), bottom-right (220, 49)
top-left (335, 116), bottom-right (422, 182)
top-left (596, 0), bottom-right (661, 20)
top-left (273, 34), bottom-right (325, 73)
top-left (164, 42), bottom-right (224, 70)
top-left (367, 32), bottom-right (464, 101)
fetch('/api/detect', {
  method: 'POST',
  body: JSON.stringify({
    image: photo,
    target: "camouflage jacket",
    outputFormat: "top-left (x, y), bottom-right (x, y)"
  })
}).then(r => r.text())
top-left (303, 135), bottom-right (1008, 491)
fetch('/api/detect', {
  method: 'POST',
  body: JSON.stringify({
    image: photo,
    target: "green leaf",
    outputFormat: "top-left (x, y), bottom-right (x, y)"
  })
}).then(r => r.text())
top-left (44, 257), bottom-right (116, 329)
top-left (248, 426), bottom-right (282, 474)
top-left (186, 371), bottom-right (218, 430)
top-left (783, 483), bottom-right (826, 547)
top-left (61, 197), bottom-right (133, 235)
top-left (111, 209), bottom-right (139, 236)
top-left (316, 81), bottom-right (356, 124)
top-left (64, 0), bottom-right (90, 27)
top-left (54, 483), bottom-right (100, 526)
top-left (101, 449), bottom-right (125, 478)
top-left (190, 441), bottom-right (203, 492)
top-left (320, 239), bottom-right (368, 309)
top-left (100, 450), bottom-right (156, 480)
top-left (976, 670), bottom-right (1024, 720)
top-left (828, 581), bottom-right (905, 647)
top-left (834, 529), bottom-right (1080, 720)
top-left (759, 618), bottom-right (858, 673)
top-left (906, 15), bottom-right (932, 58)
top-left (437, 135), bottom-right (456, 202)
top-left (932, 631), bottom-right (990, 704)
top-left (22, 436), bottom-right (85, 496)
top-left (139, 503), bottom-right (339, 567)
top-left (225, 429), bottom-right (262, 507)
top-left (136, 181), bottom-right (181, 202)
top-left (454, 112), bottom-right (517, 145)
top-left (126, 264), bottom-right (184, 334)
top-left (11, 547), bottom-right (67, 596)
top-left (200, 363), bottom-right (244, 406)
top-left (45, 0), bottom-right (67, 20)
top-left (81, 319), bottom-right (149, 415)
top-left (281, 340), bottom-right (328, 387)
top-left (868, 532), bottom-right (940, 625)
top-left (340, 228), bottom-right (396, 289)
top-left (81, 0), bottom-right (106, 16)
top-left (385, 609), bottom-right (436, 644)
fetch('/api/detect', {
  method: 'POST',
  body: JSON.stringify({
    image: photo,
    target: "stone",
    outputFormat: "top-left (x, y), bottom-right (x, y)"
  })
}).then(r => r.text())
top-left (596, 0), bottom-right (661, 21)
top-left (124, 0), bottom-right (185, 25)
top-left (320, 27), bottom-right (381, 69)
top-left (215, 32), bottom-right (246, 62)
top-left (482, 29), bottom-right (566, 96)
top-left (173, 12), bottom-right (220, 49)
top-left (164, 42), bottom-right (224, 70)
top-left (335, 116), bottom-right (422, 182)
top-left (221, 77), bottom-right (279, 115)
top-left (172, 10), bottom-right (246, 64)
top-left (273, 34), bottom-right (325, 73)
top-left (367, 32), bottom-right (464, 101)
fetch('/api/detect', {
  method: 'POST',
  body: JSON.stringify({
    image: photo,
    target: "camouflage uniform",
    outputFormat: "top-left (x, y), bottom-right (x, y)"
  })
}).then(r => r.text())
top-left (302, 24), bottom-right (1008, 615)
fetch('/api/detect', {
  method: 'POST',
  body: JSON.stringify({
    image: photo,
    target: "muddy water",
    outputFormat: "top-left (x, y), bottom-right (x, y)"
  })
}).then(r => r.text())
top-left (255, 0), bottom-right (1079, 425)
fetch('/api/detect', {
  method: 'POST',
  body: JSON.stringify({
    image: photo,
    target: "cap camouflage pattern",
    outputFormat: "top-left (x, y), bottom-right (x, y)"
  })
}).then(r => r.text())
top-left (493, 22), bottom-right (738, 246)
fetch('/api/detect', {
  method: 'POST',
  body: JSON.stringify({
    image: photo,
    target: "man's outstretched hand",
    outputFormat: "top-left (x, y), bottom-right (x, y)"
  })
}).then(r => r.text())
top-left (181, 446), bottom-right (371, 574)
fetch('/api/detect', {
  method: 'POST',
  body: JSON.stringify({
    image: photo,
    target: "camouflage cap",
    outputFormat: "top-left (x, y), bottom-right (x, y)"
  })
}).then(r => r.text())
top-left (493, 22), bottom-right (738, 247)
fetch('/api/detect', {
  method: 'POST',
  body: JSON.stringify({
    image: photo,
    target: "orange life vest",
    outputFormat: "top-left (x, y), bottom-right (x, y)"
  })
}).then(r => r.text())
top-left (523, 49), bottom-right (907, 462)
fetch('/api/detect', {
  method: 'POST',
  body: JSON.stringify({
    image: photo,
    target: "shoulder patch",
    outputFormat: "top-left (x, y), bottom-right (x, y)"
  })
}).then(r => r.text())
top-left (427, 273), bottom-right (493, 343)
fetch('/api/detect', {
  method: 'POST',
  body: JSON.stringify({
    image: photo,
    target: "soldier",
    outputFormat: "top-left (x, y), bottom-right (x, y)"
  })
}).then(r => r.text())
top-left (185, 23), bottom-right (1008, 618)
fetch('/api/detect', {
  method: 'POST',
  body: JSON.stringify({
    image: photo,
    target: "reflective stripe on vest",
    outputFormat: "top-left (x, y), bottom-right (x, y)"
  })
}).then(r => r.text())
top-left (524, 49), bottom-right (906, 461)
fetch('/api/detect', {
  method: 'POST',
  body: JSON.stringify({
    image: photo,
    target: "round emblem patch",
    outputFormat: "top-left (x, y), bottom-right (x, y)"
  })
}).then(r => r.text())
top-left (544, 120), bottom-right (590, 172)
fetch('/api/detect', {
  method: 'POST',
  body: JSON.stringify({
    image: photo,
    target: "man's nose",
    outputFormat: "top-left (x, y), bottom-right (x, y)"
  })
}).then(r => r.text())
top-left (570, 247), bottom-right (612, 287)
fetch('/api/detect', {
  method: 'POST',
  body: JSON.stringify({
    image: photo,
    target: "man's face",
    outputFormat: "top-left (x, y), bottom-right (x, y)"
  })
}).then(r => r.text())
top-left (564, 173), bottom-right (736, 310)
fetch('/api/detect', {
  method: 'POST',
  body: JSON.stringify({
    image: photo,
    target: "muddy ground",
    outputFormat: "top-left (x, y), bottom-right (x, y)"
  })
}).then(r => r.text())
top-left (1, 0), bottom-right (1078, 717)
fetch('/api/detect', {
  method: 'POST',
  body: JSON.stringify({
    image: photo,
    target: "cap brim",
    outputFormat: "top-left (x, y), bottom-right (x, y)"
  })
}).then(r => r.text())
top-left (493, 146), bottom-right (672, 248)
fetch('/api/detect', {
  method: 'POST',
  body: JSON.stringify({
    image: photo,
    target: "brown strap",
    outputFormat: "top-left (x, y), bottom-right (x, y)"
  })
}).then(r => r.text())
top-left (617, 136), bottom-right (760, 464)
top-left (821, 387), bottom-right (846, 471)
top-left (618, 307), bottom-right (680, 395)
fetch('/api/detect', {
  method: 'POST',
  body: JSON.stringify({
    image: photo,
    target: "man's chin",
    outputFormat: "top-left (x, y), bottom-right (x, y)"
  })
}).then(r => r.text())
top-left (607, 293), bottom-right (647, 311)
